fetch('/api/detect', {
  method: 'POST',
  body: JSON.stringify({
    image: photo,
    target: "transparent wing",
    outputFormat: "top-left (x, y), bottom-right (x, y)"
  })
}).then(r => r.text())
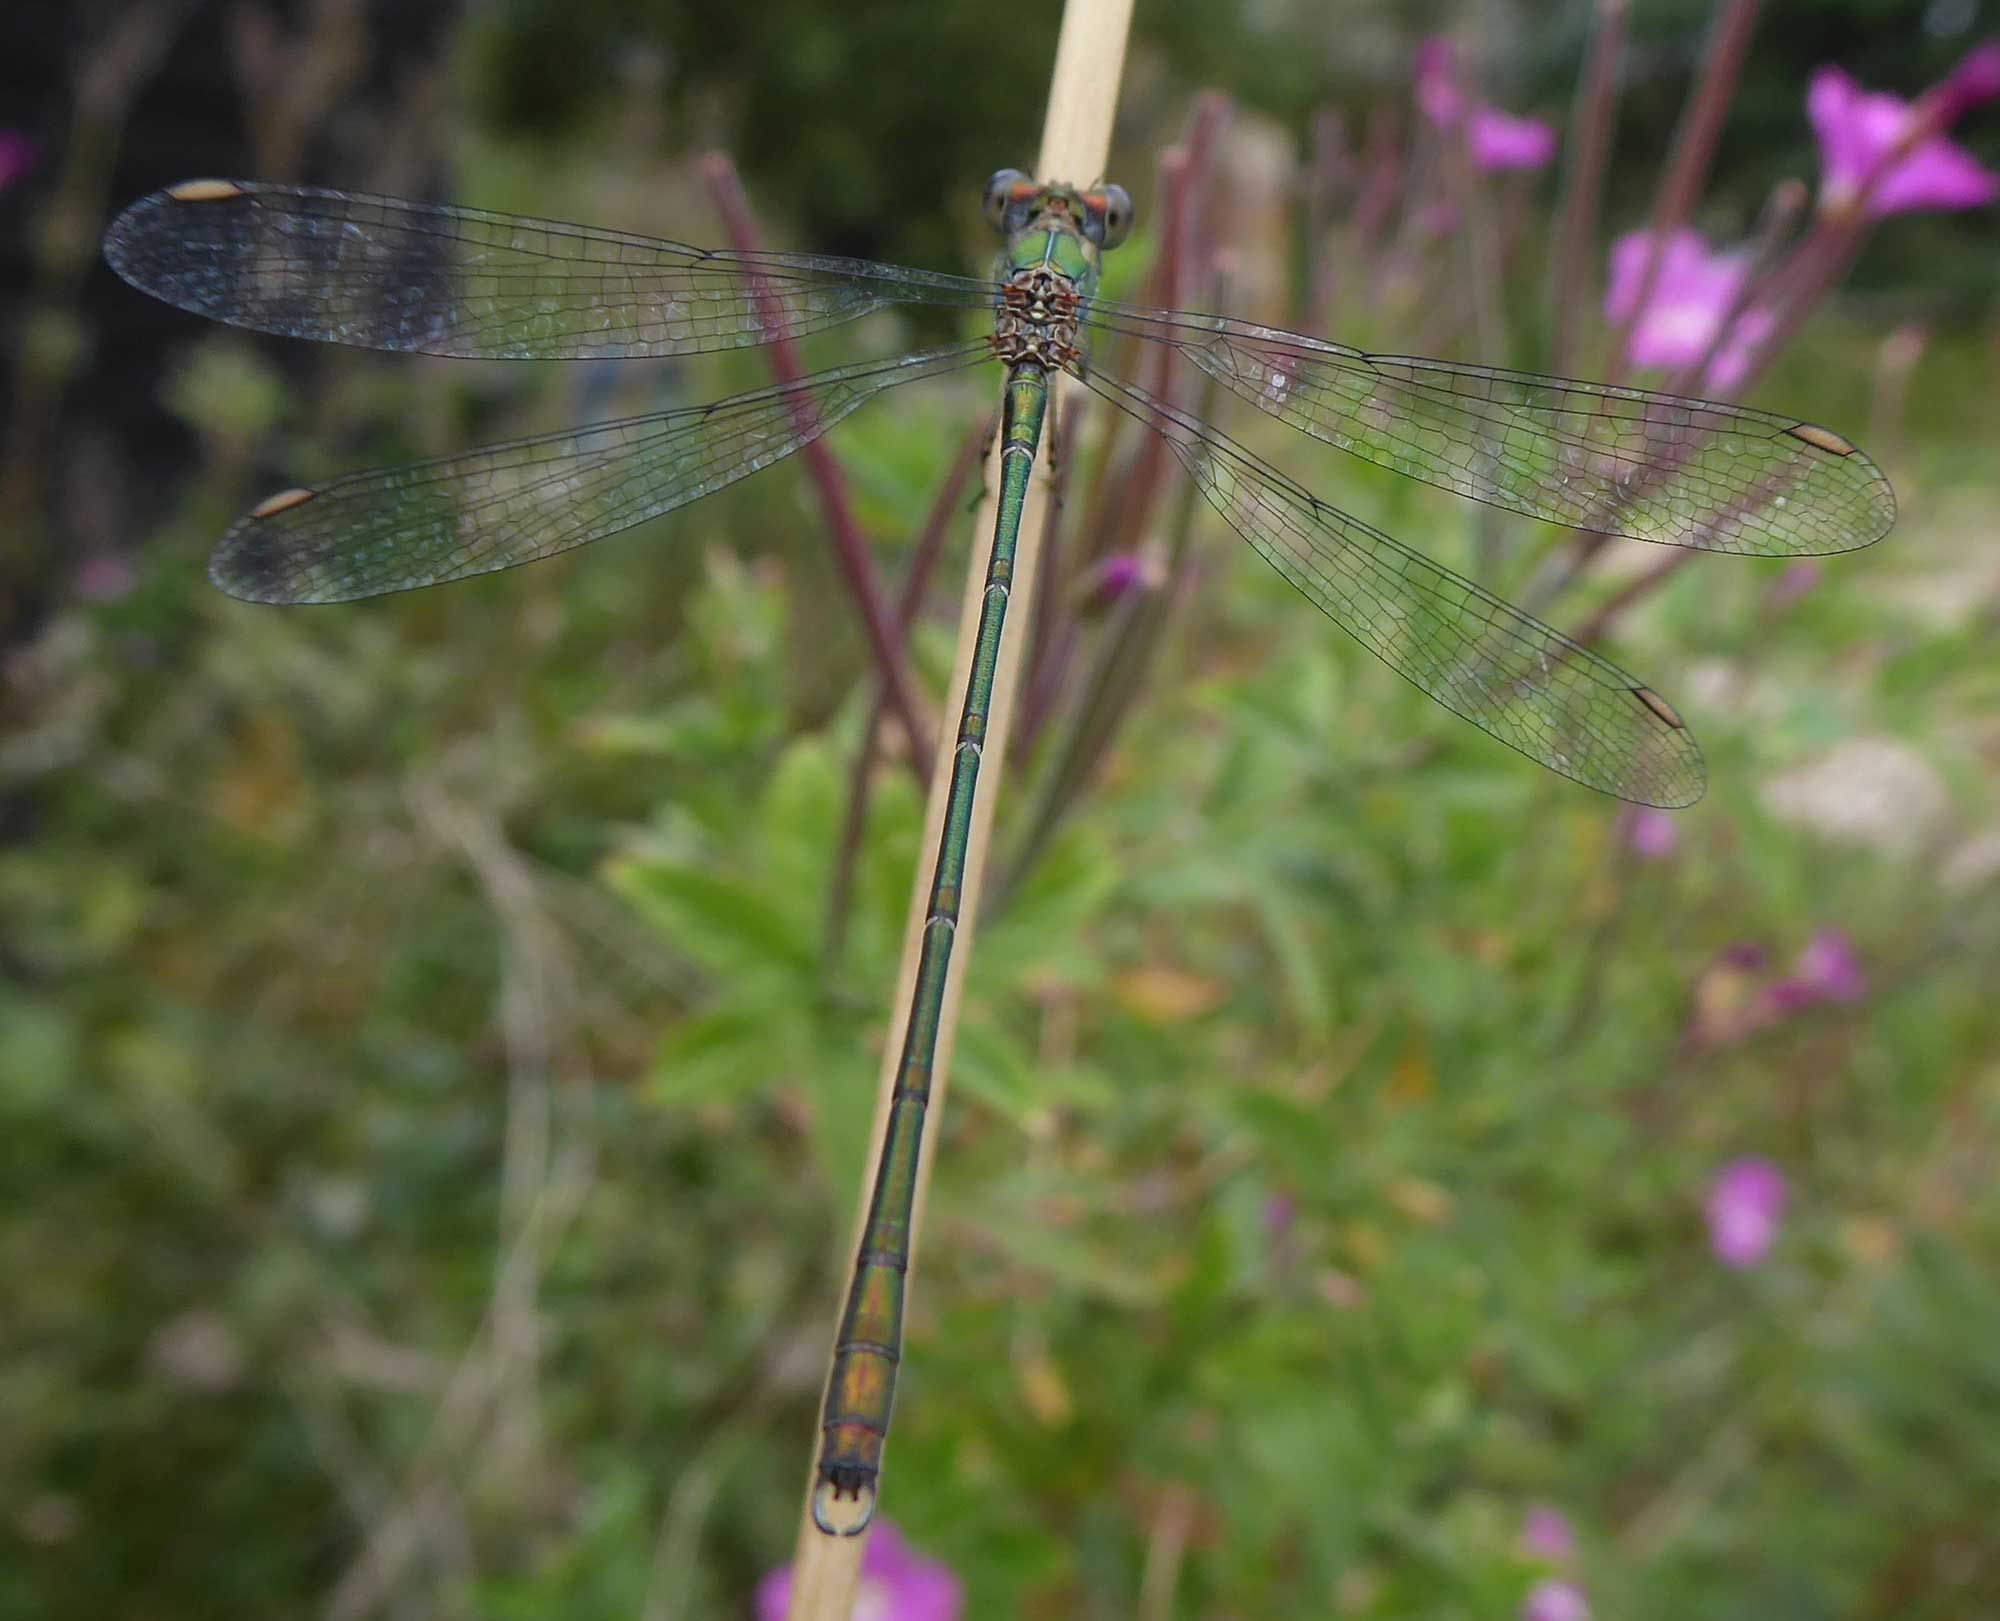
top-left (104, 181), bottom-right (998, 360)
top-left (1082, 367), bottom-right (1706, 808)
top-left (1080, 300), bottom-right (1895, 558)
top-left (212, 344), bottom-right (989, 603)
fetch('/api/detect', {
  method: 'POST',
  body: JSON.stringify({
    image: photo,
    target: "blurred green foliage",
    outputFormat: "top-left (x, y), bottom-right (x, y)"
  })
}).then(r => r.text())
top-left (6, 3), bottom-right (2000, 1619)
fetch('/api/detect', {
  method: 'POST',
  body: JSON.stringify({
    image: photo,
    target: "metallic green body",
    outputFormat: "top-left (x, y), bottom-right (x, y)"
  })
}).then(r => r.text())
top-left (813, 195), bottom-right (1103, 1532)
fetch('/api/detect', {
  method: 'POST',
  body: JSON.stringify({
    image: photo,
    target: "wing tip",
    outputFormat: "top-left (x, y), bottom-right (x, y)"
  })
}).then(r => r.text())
top-left (1645, 774), bottom-right (1706, 811)
top-left (1623, 685), bottom-right (1708, 809)
top-left (210, 520), bottom-right (304, 605)
top-left (1622, 752), bottom-right (1706, 811)
top-left (103, 180), bottom-right (250, 290)
top-left (1783, 419), bottom-right (1900, 553)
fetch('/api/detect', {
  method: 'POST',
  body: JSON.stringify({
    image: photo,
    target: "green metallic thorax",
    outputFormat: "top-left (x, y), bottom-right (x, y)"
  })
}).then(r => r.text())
top-left (1005, 221), bottom-right (1096, 288)
top-left (814, 194), bottom-right (1104, 1533)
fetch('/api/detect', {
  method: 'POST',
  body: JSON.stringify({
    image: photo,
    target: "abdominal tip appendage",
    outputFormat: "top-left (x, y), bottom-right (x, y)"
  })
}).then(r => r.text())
top-left (810, 1477), bottom-right (877, 1538)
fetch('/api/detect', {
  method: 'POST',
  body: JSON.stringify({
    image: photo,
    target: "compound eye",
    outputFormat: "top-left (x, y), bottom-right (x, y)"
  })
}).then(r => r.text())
top-left (1097, 183), bottom-right (1135, 248)
top-left (983, 169), bottom-right (1031, 230)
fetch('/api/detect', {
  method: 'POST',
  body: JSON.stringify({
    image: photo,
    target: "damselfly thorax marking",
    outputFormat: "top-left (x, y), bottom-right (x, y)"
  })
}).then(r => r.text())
top-left (989, 266), bottom-right (1083, 369)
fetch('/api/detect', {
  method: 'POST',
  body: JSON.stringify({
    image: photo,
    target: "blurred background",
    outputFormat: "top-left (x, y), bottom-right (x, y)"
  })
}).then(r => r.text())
top-left (4, 1), bottom-right (1999, 1616)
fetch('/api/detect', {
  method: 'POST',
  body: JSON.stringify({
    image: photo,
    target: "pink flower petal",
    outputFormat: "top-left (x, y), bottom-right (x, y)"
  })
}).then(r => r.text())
top-left (1079, 550), bottom-right (1161, 616)
top-left (1522, 1577), bottom-right (1591, 1621)
top-left (1704, 305), bottom-right (1776, 393)
top-left (1414, 36), bottom-right (1554, 170)
top-left (1415, 37), bottom-right (1465, 126)
top-left (1871, 140), bottom-right (1999, 215)
top-left (1795, 929), bottom-right (1867, 1003)
top-left (1520, 1505), bottom-right (1576, 1563)
top-left (1469, 107), bottom-right (1558, 172)
top-left (74, 555), bottom-right (138, 604)
top-left (1624, 807), bottom-right (1679, 861)
top-left (1706, 1157), bottom-right (1788, 1269)
top-left (755, 1520), bottom-right (960, 1621)
top-left (1809, 61), bottom-right (2000, 217)
top-left (1262, 1191), bottom-right (1297, 1241)
top-left (1604, 227), bottom-right (1772, 383)
top-left (1937, 41), bottom-right (2000, 119)
top-left (0, 131), bottom-right (38, 191)
top-left (1766, 560), bottom-right (1823, 611)
top-left (1760, 978), bottom-right (1820, 1018)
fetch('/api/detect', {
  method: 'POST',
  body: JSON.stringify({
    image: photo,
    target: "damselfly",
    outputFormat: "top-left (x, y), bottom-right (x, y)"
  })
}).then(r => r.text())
top-left (102, 169), bottom-right (1895, 1532)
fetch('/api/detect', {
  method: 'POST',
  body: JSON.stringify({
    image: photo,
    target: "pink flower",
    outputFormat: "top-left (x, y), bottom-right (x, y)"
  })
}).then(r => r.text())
top-left (1761, 928), bottom-right (1868, 1015)
top-left (1623, 807), bottom-right (1679, 861)
top-left (1078, 550), bottom-right (1161, 616)
top-left (1604, 228), bottom-right (1774, 391)
top-left (1687, 931), bottom-right (1869, 1050)
top-left (1809, 54), bottom-right (2000, 217)
top-left (1261, 1190), bottom-right (1297, 1241)
top-left (1706, 1157), bottom-right (1788, 1269)
top-left (1765, 559), bottom-right (1823, 612)
top-left (1415, 39), bottom-right (1467, 125)
top-left (74, 555), bottom-right (138, 604)
top-left (755, 1521), bottom-right (960, 1621)
top-left (1522, 1577), bottom-right (1591, 1621)
top-left (1520, 1505), bottom-right (1576, 1564)
top-left (0, 132), bottom-right (36, 191)
top-left (1468, 108), bottom-right (1558, 172)
top-left (1792, 929), bottom-right (1868, 1003)
top-left (1415, 38), bottom-right (1559, 174)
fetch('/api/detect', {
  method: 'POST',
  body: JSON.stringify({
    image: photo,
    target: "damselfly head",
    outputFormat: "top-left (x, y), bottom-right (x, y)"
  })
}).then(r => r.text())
top-left (982, 170), bottom-right (1135, 250)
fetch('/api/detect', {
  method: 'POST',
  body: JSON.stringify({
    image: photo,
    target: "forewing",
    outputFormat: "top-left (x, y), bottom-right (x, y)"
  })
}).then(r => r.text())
top-left (105, 180), bottom-right (996, 360)
top-left (1081, 301), bottom-right (1895, 558)
top-left (212, 344), bottom-right (989, 602)
top-left (1083, 367), bottom-right (1706, 808)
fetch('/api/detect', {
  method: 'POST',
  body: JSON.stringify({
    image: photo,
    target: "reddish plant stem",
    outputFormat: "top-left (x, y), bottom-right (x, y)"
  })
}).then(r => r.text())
top-left (1016, 398), bottom-right (1082, 754)
top-left (1439, 57), bottom-right (1506, 365)
top-left (1300, 105), bottom-right (1350, 335)
top-left (1176, 90), bottom-right (1235, 280)
top-left (1527, 177), bottom-right (1804, 616)
top-left (1375, 118), bottom-right (1445, 317)
top-left (1664, 178), bottom-right (1807, 395)
top-left (1072, 92), bottom-right (1232, 572)
top-left (1001, 267), bottom-right (1231, 900)
top-left (699, 152), bottom-right (934, 777)
top-left (1350, 101), bottom-right (1405, 295)
top-left (1601, 0), bottom-right (1761, 387)
top-left (1028, 96), bottom-right (1227, 755)
top-left (1571, 552), bottom-right (1689, 648)
top-left (1072, 93), bottom-right (1231, 574)
top-left (1104, 146), bottom-right (1195, 560)
top-left (1568, 468), bottom-right (1790, 648)
top-left (1867, 323), bottom-right (1928, 462)
top-left (821, 417), bottom-right (988, 981)
top-left (1547, 0), bottom-right (1628, 375)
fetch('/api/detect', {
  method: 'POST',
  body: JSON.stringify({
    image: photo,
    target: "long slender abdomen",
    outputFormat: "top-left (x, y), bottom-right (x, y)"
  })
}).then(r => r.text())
top-left (812, 365), bottom-right (1051, 1535)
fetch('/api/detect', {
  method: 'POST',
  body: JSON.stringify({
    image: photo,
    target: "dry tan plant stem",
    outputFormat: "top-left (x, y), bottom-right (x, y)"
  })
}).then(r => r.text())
top-left (781, 0), bottom-right (1134, 1614)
